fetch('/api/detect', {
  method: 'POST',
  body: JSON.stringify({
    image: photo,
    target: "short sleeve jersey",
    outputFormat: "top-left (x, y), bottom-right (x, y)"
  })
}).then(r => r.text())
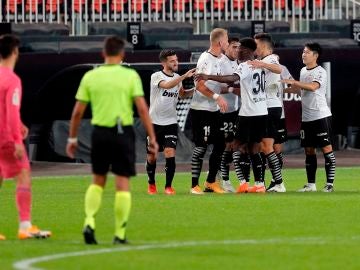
top-left (234, 62), bottom-right (268, 117)
top-left (76, 64), bottom-right (144, 127)
top-left (300, 65), bottom-right (331, 122)
top-left (262, 54), bottom-right (283, 108)
top-left (191, 51), bottom-right (222, 112)
top-left (149, 71), bottom-right (181, 125)
top-left (219, 55), bottom-right (239, 113)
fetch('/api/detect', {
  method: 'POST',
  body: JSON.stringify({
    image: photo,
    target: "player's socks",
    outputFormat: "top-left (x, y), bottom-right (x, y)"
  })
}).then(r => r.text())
top-left (191, 146), bottom-right (206, 188)
top-left (305, 154), bottom-right (317, 184)
top-left (250, 153), bottom-right (263, 183)
top-left (114, 191), bottom-right (131, 241)
top-left (266, 152), bottom-right (283, 185)
top-left (233, 151), bottom-right (246, 182)
top-left (84, 184), bottom-right (103, 229)
top-left (207, 144), bottom-right (224, 183)
top-left (16, 185), bottom-right (31, 223)
top-left (277, 152), bottom-right (284, 170)
top-left (165, 157), bottom-right (176, 188)
top-left (239, 153), bottom-right (251, 182)
top-left (146, 161), bottom-right (156, 185)
top-left (324, 151), bottom-right (336, 184)
top-left (260, 152), bottom-right (266, 182)
top-left (220, 151), bottom-right (232, 181)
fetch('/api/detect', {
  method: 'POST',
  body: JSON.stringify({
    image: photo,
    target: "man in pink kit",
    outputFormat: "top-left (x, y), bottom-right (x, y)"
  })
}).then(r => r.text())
top-left (0, 34), bottom-right (51, 240)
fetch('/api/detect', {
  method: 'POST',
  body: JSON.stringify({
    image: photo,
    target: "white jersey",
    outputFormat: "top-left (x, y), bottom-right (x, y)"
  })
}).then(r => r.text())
top-left (149, 71), bottom-right (181, 125)
top-left (234, 62), bottom-right (268, 117)
top-left (262, 54), bottom-right (283, 108)
top-left (279, 64), bottom-right (294, 119)
top-left (219, 55), bottom-right (239, 113)
top-left (300, 65), bottom-right (331, 122)
top-left (191, 51), bottom-right (222, 112)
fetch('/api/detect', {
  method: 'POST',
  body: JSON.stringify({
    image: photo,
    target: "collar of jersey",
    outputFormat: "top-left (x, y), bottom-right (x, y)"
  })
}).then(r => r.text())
top-left (161, 70), bottom-right (175, 77)
top-left (306, 65), bottom-right (319, 71)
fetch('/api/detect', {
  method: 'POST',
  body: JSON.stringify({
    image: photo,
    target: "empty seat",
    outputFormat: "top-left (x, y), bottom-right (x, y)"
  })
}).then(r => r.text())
top-left (111, 0), bottom-right (127, 12)
top-left (12, 23), bottom-right (70, 36)
top-left (194, 0), bottom-right (208, 11)
top-left (214, 0), bottom-right (227, 10)
top-left (232, 0), bottom-right (244, 10)
top-left (87, 22), bottom-right (127, 36)
top-left (151, 0), bottom-right (165, 11)
top-left (5, 0), bottom-right (22, 13)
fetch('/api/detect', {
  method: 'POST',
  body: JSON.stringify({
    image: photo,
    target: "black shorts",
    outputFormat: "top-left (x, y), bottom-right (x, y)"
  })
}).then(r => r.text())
top-left (300, 116), bottom-right (333, 148)
top-left (190, 109), bottom-right (223, 146)
top-left (147, 123), bottom-right (178, 153)
top-left (91, 125), bottom-right (136, 177)
top-left (220, 110), bottom-right (238, 142)
top-left (265, 107), bottom-right (282, 140)
top-left (235, 115), bottom-right (267, 144)
top-left (275, 118), bottom-right (288, 144)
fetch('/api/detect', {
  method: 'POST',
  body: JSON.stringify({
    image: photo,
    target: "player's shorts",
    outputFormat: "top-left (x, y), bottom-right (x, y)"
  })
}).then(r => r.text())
top-left (91, 125), bottom-right (136, 177)
top-left (190, 109), bottom-right (223, 146)
top-left (147, 123), bottom-right (178, 153)
top-left (300, 116), bottom-right (333, 148)
top-left (265, 107), bottom-right (282, 140)
top-left (275, 118), bottom-right (288, 144)
top-left (0, 142), bottom-right (30, 179)
top-left (235, 115), bottom-right (267, 144)
top-left (220, 110), bottom-right (238, 143)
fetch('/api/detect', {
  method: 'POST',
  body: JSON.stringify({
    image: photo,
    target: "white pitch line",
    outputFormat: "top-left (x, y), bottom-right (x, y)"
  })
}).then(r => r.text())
top-left (12, 237), bottom-right (358, 270)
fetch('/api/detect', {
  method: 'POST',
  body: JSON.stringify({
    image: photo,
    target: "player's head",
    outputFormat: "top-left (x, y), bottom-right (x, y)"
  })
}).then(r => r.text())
top-left (254, 32), bottom-right (274, 57)
top-left (0, 34), bottom-right (20, 62)
top-left (238, 37), bottom-right (257, 61)
top-left (225, 37), bottom-right (240, 60)
top-left (210, 28), bottom-right (229, 52)
top-left (302, 43), bottom-right (322, 65)
top-left (159, 49), bottom-right (178, 72)
top-left (103, 36), bottom-right (125, 62)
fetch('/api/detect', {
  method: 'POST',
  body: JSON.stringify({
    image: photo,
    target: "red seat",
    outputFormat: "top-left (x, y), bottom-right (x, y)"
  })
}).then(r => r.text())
top-left (214, 0), bottom-right (226, 10)
top-left (274, 0), bottom-right (285, 8)
top-left (74, 0), bottom-right (86, 13)
top-left (174, 0), bottom-right (189, 11)
top-left (45, 0), bottom-right (63, 12)
top-left (92, 0), bottom-right (107, 13)
top-left (26, 0), bottom-right (40, 12)
top-left (294, 0), bottom-right (305, 8)
top-left (131, 0), bottom-right (147, 12)
top-left (111, 0), bottom-right (127, 12)
top-left (233, 0), bottom-right (244, 9)
top-left (194, 0), bottom-right (208, 11)
top-left (151, 0), bottom-right (164, 11)
top-left (253, 0), bottom-right (263, 9)
top-left (6, 0), bottom-right (22, 13)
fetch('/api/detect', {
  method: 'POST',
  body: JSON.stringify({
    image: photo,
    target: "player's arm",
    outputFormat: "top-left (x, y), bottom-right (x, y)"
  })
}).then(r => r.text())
top-left (134, 97), bottom-right (159, 156)
top-left (196, 80), bottom-right (228, 112)
top-left (66, 101), bottom-right (88, 159)
top-left (281, 79), bottom-right (320, 92)
top-left (179, 86), bottom-right (194, 98)
top-left (248, 59), bottom-right (282, 74)
top-left (5, 83), bottom-right (25, 160)
top-left (220, 86), bottom-right (241, 96)
top-left (195, 73), bottom-right (239, 84)
top-left (158, 68), bottom-right (196, 89)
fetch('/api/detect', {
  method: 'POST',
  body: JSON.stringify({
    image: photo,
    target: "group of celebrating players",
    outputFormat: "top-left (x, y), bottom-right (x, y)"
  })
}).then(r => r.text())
top-left (0, 29), bottom-right (336, 244)
top-left (146, 28), bottom-right (336, 196)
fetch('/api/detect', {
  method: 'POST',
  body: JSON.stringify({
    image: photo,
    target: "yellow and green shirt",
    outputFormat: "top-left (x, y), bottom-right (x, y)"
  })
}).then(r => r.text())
top-left (76, 64), bottom-right (144, 127)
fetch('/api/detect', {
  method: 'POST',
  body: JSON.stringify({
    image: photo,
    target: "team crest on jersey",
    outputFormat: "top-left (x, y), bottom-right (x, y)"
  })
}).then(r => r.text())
top-left (12, 88), bottom-right (20, 106)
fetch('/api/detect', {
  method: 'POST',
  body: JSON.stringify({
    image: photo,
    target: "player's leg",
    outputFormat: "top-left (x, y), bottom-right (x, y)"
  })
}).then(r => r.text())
top-left (319, 117), bottom-right (335, 192)
top-left (204, 112), bottom-right (225, 194)
top-left (163, 124), bottom-right (178, 194)
top-left (190, 109), bottom-right (207, 194)
top-left (146, 125), bottom-right (161, 194)
top-left (221, 142), bottom-right (235, 192)
top-left (247, 142), bottom-right (266, 193)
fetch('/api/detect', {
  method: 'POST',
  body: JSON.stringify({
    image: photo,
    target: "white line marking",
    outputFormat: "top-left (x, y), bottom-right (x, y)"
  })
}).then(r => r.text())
top-left (13, 237), bottom-right (360, 270)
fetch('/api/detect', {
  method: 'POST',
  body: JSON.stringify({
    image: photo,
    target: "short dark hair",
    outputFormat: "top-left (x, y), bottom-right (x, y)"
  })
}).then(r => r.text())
top-left (0, 34), bottom-right (20, 59)
top-left (239, 37), bottom-right (257, 52)
top-left (254, 32), bottom-right (274, 49)
top-left (228, 37), bottom-right (240, 44)
top-left (305, 42), bottom-right (322, 57)
top-left (104, 36), bottom-right (125, 56)
top-left (159, 49), bottom-right (176, 62)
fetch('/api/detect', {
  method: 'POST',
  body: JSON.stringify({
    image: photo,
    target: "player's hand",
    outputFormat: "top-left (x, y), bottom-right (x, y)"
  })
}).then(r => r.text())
top-left (184, 68), bottom-right (197, 78)
top-left (21, 124), bottom-right (29, 139)
top-left (66, 141), bottom-right (78, 159)
top-left (147, 137), bottom-right (159, 158)
top-left (216, 95), bottom-right (228, 113)
top-left (14, 143), bottom-right (25, 160)
top-left (194, 73), bottom-right (209, 82)
top-left (247, 60), bottom-right (264, 69)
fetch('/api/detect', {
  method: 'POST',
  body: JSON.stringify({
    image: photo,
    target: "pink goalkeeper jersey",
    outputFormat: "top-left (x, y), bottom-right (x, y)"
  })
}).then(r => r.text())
top-left (0, 67), bottom-right (23, 145)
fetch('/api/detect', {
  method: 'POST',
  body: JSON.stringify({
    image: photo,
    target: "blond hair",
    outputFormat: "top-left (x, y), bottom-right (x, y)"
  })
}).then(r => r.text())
top-left (210, 28), bottom-right (227, 43)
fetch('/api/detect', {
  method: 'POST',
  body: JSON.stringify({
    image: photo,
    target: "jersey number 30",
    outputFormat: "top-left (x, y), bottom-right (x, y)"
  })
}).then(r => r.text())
top-left (252, 71), bottom-right (266, 95)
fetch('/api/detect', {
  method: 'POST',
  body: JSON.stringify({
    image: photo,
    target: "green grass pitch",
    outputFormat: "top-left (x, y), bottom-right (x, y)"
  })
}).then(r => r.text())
top-left (1, 167), bottom-right (360, 270)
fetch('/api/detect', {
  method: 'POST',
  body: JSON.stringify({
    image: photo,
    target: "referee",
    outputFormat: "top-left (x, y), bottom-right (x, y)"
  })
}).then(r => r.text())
top-left (66, 36), bottom-right (158, 245)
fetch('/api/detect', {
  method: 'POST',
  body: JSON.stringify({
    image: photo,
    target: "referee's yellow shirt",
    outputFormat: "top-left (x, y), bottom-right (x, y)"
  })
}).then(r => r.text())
top-left (76, 64), bottom-right (144, 127)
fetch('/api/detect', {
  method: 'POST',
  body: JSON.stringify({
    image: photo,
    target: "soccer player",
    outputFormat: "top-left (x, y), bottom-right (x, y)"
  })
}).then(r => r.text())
top-left (189, 28), bottom-right (229, 194)
top-left (248, 33), bottom-right (286, 193)
top-left (195, 37), bottom-right (268, 193)
top-left (146, 49), bottom-right (196, 195)
top-left (281, 43), bottom-right (335, 192)
top-left (218, 37), bottom-right (240, 193)
top-left (0, 34), bottom-right (51, 240)
top-left (67, 36), bottom-right (158, 245)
